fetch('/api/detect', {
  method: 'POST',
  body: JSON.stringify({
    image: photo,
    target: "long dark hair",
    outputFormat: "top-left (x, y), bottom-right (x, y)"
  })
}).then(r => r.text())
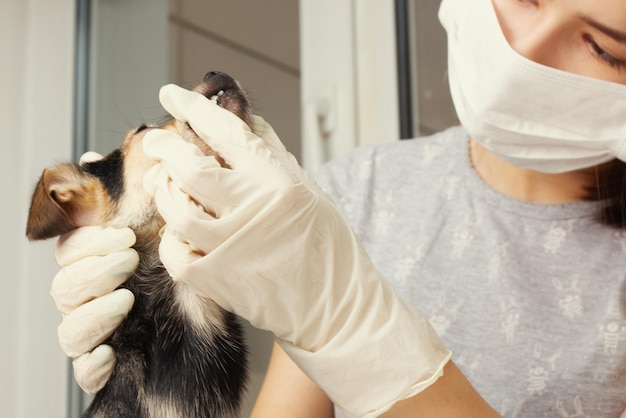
top-left (589, 159), bottom-right (626, 228)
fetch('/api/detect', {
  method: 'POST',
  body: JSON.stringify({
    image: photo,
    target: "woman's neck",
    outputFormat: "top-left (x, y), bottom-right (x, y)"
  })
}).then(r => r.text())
top-left (468, 138), bottom-right (598, 204)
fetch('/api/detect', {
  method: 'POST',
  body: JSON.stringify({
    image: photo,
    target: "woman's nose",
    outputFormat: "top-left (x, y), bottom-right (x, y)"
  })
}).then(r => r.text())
top-left (494, 2), bottom-right (570, 70)
top-left (509, 20), bottom-right (566, 68)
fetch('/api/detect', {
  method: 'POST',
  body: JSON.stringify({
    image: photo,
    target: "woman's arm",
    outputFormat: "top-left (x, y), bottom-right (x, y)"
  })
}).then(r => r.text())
top-left (380, 361), bottom-right (501, 418)
top-left (252, 344), bottom-right (501, 418)
top-left (250, 342), bottom-right (335, 418)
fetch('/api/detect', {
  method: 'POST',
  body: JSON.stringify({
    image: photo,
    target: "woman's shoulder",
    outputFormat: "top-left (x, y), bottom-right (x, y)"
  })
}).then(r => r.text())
top-left (324, 125), bottom-right (465, 167)
top-left (314, 126), bottom-right (468, 197)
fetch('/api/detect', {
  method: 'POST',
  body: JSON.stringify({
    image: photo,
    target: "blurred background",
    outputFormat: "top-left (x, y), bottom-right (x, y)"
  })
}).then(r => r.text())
top-left (1, 0), bottom-right (457, 416)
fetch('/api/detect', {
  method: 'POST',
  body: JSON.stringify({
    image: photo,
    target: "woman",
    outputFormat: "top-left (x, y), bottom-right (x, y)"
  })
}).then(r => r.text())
top-left (51, 0), bottom-right (626, 415)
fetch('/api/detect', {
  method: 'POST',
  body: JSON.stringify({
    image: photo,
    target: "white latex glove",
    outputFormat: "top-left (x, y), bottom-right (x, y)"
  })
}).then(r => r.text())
top-left (143, 84), bottom-right (451, 418)
top-left (52, 224), bottom-right (138, 394)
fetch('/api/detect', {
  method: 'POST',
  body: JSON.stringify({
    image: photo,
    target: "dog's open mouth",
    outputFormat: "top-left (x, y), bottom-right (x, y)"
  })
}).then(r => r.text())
top-left (193, 71), bottom-right (251, 126)
top-left (209, 90), bottom-right (225, 103)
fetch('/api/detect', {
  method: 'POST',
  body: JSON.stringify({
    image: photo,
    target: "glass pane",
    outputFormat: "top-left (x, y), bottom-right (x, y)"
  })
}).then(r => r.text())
top-left (402, 0), bottom-right (459, 137)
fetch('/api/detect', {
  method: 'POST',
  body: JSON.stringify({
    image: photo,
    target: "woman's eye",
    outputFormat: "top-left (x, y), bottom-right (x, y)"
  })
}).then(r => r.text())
top-left (583, 34), bottom-right (626, 70)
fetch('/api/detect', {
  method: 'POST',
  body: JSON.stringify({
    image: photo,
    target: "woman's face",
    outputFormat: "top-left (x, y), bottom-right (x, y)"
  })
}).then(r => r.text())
top-left (492, 0), bottom-right (626, 85)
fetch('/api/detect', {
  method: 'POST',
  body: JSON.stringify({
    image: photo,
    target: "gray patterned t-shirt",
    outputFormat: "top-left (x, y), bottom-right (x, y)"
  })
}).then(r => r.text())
top-left (315, 126), bottom-right (626, 417)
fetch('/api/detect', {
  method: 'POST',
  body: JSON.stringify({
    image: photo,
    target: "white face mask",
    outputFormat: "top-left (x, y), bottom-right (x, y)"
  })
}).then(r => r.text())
top-left (438, 0), bottom-right (626, 173)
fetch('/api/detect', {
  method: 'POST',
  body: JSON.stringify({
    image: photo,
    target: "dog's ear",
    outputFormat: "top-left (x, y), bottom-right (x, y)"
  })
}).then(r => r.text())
top-left (26, 165), bottom-right (110, 241)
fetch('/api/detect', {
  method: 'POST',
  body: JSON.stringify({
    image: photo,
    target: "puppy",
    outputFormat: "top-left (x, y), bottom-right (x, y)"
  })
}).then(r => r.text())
top-left (26, 71), bottom-right (250, 418)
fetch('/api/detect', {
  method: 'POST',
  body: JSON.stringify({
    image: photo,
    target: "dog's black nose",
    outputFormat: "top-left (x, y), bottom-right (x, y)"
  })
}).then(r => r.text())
top-left (203, 71), bottom-right (220, 81)
top-left (202, 71), bottom-right (239, 93)
top-left (204, 71), bottom-right (232, 83)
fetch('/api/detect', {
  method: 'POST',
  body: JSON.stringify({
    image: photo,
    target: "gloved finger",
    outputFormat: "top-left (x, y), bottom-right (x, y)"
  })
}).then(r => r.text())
top-left (158, 228), bottom-right (237, 311)
top-left (72, 344), bottom-right (116, 395)
top-left (55, 226), bottom-right (136, 267)
top-left (51, 249), bottom-right (139, 314)
top-left (143, 128), bottom-right (208, 163)
top-left (251, 115), bottom-right (306, 179)
top-left (143, 129), bottom-right (229, 200)
top-left (144, 130), bottom-right (254, 217)
top-left (58, 288), bottom-right (135, 358)
top-left (152, 174), bottom-right (239, 255)
top-left (158, 84), bottom-right (272, 167)
top-left (250, 115), bottom-right (287, 152)
top-left (79, 151), bottom-right (104, 165)
top-left (159, 226), bottom-right (250, 315)
top-left (159, 83), bottom-right (248, 139)
top-left (158, 226), bottom-right (203, 278)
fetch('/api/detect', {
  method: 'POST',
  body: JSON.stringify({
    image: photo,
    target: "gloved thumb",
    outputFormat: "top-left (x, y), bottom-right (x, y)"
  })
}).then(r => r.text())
top-left (158, 84), bottom-right (257, 163)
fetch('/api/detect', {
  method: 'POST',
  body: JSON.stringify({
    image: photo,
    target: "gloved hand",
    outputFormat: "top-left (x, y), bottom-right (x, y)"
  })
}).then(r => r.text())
top-left (52, 223), bottom-right (137, 394)
top-left (143, 84), bottom-right (451, 417)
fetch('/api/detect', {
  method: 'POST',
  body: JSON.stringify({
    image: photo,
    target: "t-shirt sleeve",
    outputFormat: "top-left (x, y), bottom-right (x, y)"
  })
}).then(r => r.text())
top-left (312, 146), bottom-right (377, 216)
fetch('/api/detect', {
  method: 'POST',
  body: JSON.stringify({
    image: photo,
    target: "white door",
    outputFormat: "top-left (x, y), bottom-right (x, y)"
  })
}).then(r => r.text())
top-left (299, 0), bottom-right (458, 171)
top-left (299, 0), bottom-right (401, 172)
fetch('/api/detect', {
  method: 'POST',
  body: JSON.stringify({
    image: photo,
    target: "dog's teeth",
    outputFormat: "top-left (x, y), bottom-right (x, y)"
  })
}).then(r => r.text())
top-left (209, 90), bottom-right (225, 104)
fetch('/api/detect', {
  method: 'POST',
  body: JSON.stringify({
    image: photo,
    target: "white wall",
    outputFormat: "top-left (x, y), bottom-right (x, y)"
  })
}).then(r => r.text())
top-left (1, 1), bottom-right (75, 417)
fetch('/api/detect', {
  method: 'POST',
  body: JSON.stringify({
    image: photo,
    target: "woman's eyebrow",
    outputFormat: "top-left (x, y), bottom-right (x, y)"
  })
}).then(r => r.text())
top-left (581, 16), bottom-right (626, 44)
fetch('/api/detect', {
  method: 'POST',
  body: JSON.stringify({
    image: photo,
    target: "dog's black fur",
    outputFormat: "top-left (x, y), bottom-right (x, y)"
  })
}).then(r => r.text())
top-left (26, 72), bottom-right (250, 418)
